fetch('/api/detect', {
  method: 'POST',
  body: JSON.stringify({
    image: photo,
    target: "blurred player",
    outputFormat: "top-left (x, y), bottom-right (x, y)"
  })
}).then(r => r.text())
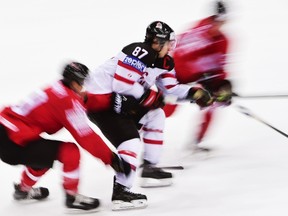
top-left (164, 1), bottom-right (233, 151)
top-left (0, 62), bottom-right (130, 213)
top-left (85, 21), bottom-right (212, 210)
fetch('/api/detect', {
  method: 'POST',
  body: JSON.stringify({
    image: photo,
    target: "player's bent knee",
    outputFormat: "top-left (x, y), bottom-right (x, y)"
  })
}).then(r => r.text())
top-left (57, 142), bottom-right (80, 167)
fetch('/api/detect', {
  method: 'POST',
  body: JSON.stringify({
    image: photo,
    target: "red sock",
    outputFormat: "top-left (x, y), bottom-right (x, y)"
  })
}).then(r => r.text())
top-left (20, 167), bottom-right (48, 191)
top-left (57, 142), bottom-right (80, 195)
top-left (196, 109), bottom-right (214, 143)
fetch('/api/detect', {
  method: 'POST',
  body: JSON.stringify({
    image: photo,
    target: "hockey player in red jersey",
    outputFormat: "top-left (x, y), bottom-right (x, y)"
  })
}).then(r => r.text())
top-left (85, 21), bottom-right (213, 210)
top-left (163, 1), bottom-right (233, 152)
top-left (0, 62), bottom-right (130, 212)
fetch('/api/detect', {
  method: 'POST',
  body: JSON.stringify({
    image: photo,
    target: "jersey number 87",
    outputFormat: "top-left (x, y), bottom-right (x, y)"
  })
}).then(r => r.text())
top-left (132, 47), bottom-right (148, 59)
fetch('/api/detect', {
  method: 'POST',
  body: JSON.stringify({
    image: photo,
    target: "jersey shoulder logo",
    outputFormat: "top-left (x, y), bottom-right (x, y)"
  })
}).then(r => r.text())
top-left (122, 55), bottom-right (146, 73)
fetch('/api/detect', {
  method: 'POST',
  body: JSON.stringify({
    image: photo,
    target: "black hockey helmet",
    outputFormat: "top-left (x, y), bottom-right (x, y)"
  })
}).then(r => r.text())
top-left (62, 62), bottom-right (89, 86)
top-left (215, 1), bottom-right (226, 15)
top-left (214, 1), bottom-right (227, 22)
top-left (145, 21), bottom-right (175, 44)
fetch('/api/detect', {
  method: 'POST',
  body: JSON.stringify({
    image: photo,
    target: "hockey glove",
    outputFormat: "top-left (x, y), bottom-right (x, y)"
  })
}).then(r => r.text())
top-left (112, 93), bottom-right (148, 121)
top-left (212, 79), bottom-right (232, 105)
top-left (139, 89), bottom-right (165, 109)
top-left (113, 93), bottom-right (139, 116)
top-left (111, 152), bottom-right (131, 176)
top-left (214, 89), bottom-right (232, 105)
top-left (187, 87), bottom-right (214, 108)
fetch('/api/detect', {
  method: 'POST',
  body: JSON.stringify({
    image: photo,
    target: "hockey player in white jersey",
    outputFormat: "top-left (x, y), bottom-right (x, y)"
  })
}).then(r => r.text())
top-left (84, 21), bottom-right (213, 210)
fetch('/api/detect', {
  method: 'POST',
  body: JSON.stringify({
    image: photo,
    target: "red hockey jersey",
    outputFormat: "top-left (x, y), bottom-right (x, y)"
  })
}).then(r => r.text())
top-left (173, 16), bottom-right (229, 84)
top-left (0, 81), bottom-right (112, 164)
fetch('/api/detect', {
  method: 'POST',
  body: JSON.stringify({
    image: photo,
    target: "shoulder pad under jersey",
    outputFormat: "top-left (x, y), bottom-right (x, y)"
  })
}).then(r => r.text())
top-left (153, 55), bottom-right (175, 71)
top-left (122, 42), bottom-right (158, 67)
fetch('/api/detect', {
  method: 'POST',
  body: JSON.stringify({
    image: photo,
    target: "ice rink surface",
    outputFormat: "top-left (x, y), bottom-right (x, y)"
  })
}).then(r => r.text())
top-left (1, 0), bottom-right (288, 215)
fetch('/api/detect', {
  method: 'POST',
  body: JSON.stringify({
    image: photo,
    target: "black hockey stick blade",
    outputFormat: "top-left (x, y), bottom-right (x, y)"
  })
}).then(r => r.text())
top-left (236, 105), bottom-right (288, 138)
top-left (232, 92), bottom-right (288, 99)
top-left (158, 165), bottom-right (184, 170)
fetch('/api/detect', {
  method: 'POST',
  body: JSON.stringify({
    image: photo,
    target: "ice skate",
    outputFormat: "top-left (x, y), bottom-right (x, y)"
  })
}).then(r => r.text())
top-left (65, 193), bottom-right (101, 213)
top-left (180, 140), bottom-right (212, 162)
top-left (192, 143), bottom-right (211, 153)
top-left (13, 183), bottom-right (49, 201)
top-left (187, 137), bottom-right (211, 153)
top-left (112, 177), bottom-right (147, 211)
top-left (140, 160), bottom-right (173, 188)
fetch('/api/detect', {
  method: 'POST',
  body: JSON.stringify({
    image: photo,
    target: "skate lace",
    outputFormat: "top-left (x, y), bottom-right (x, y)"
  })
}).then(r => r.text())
top-left (123, 187), bottom-right (141, 196)
top-left (28, 188), bottom-right (42, 199)
top-left (147, 166), bottom-right (164, 173)
top-left (74, 194), bottom-right (95, 204)
top-left (153, 167), bottom-right (163, 172)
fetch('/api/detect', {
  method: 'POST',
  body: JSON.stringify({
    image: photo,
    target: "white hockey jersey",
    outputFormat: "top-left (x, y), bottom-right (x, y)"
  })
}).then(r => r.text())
top-left (85, 42), bottom-right (191, 101)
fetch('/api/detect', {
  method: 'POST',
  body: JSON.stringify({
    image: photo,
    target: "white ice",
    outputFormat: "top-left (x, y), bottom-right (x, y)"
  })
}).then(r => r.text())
top-left (1, 0), bottom-right (288, 215)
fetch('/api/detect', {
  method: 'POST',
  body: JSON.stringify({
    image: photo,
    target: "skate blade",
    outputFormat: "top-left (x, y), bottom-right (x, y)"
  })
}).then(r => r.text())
top-left (64, 206), bottom-right (102, 214)
top-left (140, 178), bottom-right (173, 188)
top-left (112, 199), bottom-right (147, 211)
top-left (13, 197), bottom-right (49, 204)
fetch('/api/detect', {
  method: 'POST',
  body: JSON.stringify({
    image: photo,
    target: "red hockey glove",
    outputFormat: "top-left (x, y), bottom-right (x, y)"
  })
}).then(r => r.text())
top-left (139, 89), bottom-right (165, 109)
top-left (187, 87), bottom-right (214, 108)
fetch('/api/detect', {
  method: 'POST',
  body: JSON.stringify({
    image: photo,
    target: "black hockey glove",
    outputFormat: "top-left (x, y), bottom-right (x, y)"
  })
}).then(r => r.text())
top-left (113, 93), bottom-right (140, 116)
top-left (139, 89), bottom-right (165, 109)
top-left (111, 152), bottom-right (131, 176)
top-left (187, 87), bottom-right (214, 108)
top-left (212, 79), bottom-right (233, 105)
top-left (112, 93), bottom-right (148, 122)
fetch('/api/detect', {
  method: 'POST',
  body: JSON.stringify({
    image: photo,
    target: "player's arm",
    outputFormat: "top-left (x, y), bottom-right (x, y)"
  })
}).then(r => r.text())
top-left (60, 98), bottom-right (130, 175)
top-left (155, 55), bottom-right (213, 108)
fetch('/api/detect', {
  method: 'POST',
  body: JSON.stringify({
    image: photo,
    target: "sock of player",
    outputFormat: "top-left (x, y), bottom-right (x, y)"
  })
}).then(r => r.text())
top-left (20, 167), bottom-right (48, 191)
top-left (57, 142), bottom-right (81, 195)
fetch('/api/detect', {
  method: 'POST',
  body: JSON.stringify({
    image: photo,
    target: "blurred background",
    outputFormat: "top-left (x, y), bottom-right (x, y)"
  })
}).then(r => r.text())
top-left (1, 0), bottom-right (288, 215)
top-left (1, 0), bottom-right (287, 105)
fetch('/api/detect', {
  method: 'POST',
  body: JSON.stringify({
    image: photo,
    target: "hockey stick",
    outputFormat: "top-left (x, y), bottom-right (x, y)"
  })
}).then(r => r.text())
top-left (232, 92), bottom-right (288, 99)
top-left (139, 161), bottom-right (184, 170)
top-left (235, 105), bottom-right (288, 138)
top-left (157, 165), bottom-right (184, 170)
top-left (187, 74), bottom-right (224, 85)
